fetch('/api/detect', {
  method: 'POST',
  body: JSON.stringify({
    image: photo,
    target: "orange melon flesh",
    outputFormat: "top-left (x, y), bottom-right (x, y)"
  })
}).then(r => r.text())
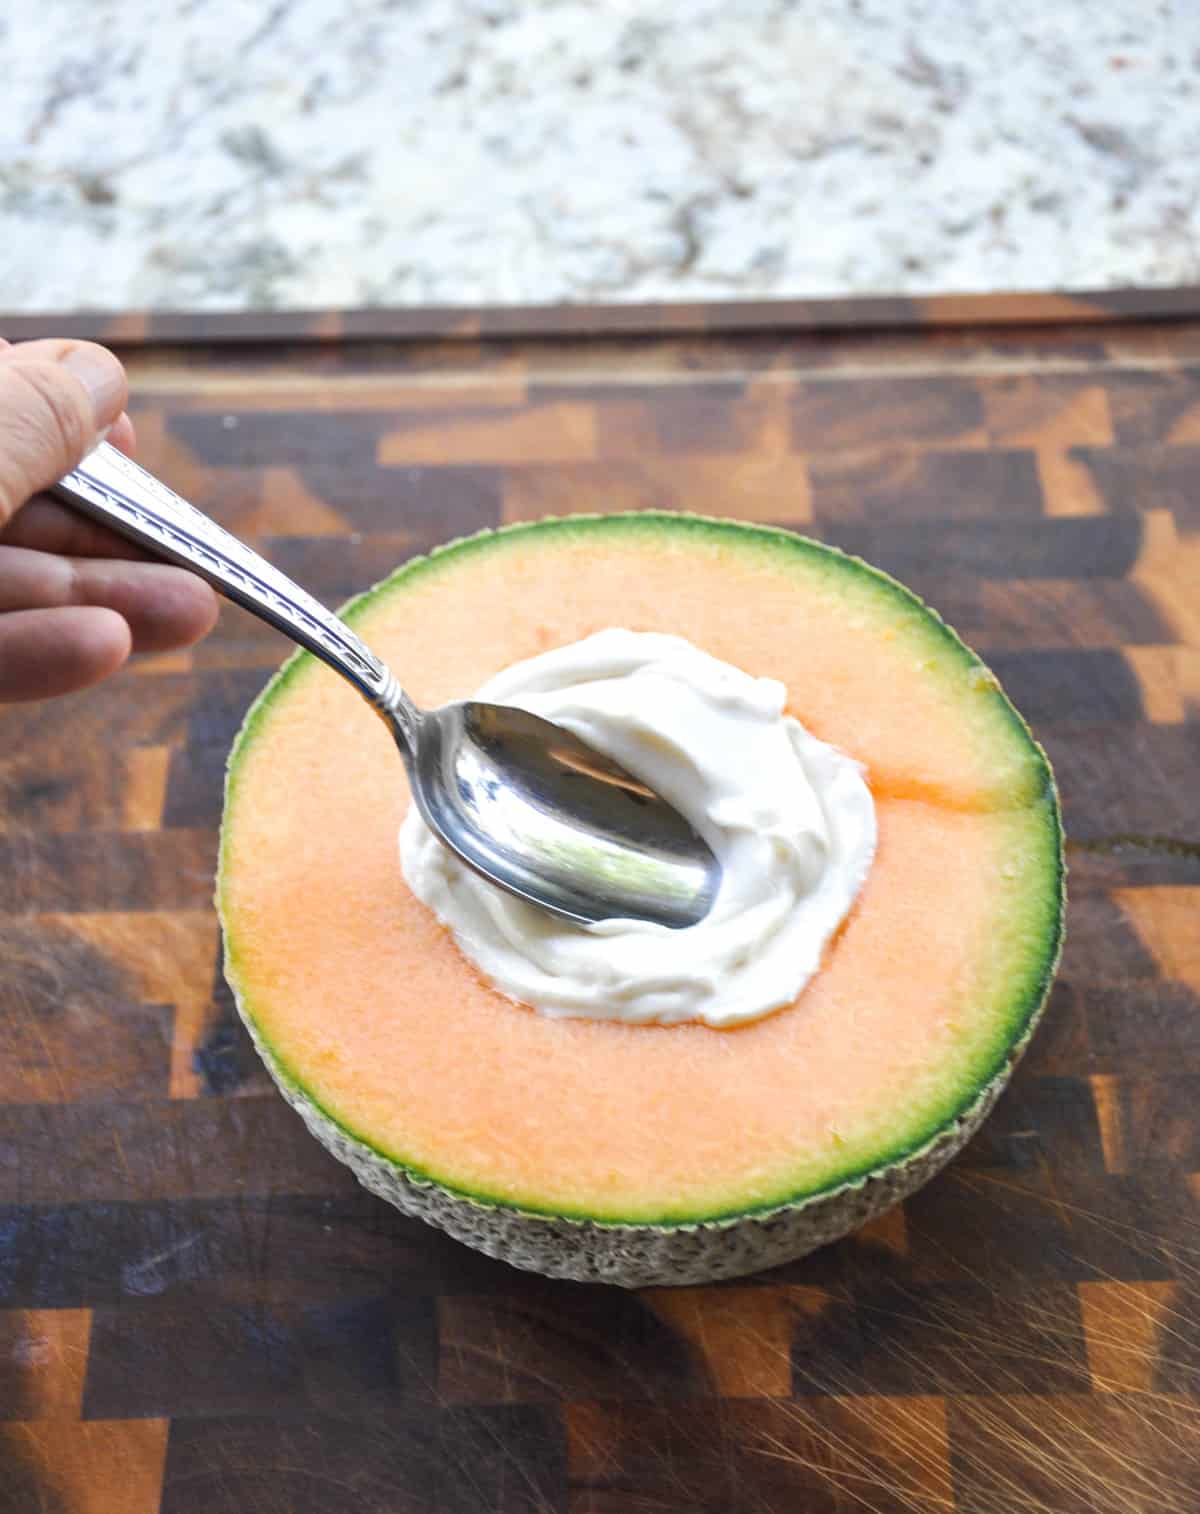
top-left (220, 516), bottom-right (1061, 1224)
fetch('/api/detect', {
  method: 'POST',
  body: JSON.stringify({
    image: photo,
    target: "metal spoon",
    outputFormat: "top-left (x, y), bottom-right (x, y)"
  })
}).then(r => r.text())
top-left (52, 442), bottom-right (720, 928)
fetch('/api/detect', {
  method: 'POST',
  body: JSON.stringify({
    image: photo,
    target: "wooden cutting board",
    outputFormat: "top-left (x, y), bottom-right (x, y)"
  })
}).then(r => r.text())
top-left (1, 308), bottom-right (1198, 1513)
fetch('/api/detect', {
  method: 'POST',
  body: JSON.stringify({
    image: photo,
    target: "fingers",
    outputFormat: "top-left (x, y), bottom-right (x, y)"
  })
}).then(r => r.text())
top-left (1, 496), bottom-right (153, 560)
top-left (0, 545), bottom-right (219, 652)
top-left (0, 606), bottom-right (131, 701)
top-left (0, 342), bottom-right (134, 456)
top-left (0, 340), bottom-right (127, 527)
top-left (0, 339), bottom-right (222, 702)
top-left (0, 410), bottom-right (139, 559)
top-left (109, 412), bottom-right (136, 455)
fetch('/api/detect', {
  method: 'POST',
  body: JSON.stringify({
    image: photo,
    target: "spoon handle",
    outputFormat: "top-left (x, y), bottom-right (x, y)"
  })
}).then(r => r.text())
top-left (52, 441), bottom-right (419, 747)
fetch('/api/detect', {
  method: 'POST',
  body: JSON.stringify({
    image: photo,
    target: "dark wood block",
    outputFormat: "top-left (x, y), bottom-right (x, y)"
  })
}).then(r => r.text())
top-left (954, 1072), bottom-right (1107, 1175)
top-left (1083, 980), bottom-right (1200, 1074)
top-left (1102, 1076), bottom-right (1200, 1172)
top-left (1104, 366), bottom-right (1200, 445)
top-left (904, 1168), bottom-right (1181, 1285)
top-left (902, 1167), bottom-right (1084, 1285)
top-left (791, 1279), bottom-right (1090, 1399)
top-left (0, 1098), bottom-right (359, 1205)
top-left (162, 748), bottom-right (236, 831)
top-left (1075, 443), bottom-right (1200, 523)
top-left (810, 448), bottom-right (1043, 522)
top-left (792, 374), bottom-right (986, 450)
top-left (985, 648), bottom-right (1146, 723)
top-left (84, 1294), bottom-right (435, 1420)
top-left (168, 409), bottom-right (396, 469)
top-left (1043, 723), bottom-right (1200, 841)
top-left (1059, 892), bottom-right (1164, 984)
top-left (160, 1408), bottom-right (566, 1514)
top-left (972, 580), bottom-right (1173, 650)
top-left (299, 460), bottom-right (502, 536)
top-left (0, 1202), bottom-right (141, 1307)
top-left (867, 574), bottom-right (1172, 653)
top-left (176, 668), bottom-right (272, 755)
top-left (438, 1286), bottom-right (702, 1405)
top-left (0, 1194), bottom-right (517, 1310)
top-left (818, 514), bottom-right (1144, 581)
top-left (1018, 979), bottom-right (1091, 1077)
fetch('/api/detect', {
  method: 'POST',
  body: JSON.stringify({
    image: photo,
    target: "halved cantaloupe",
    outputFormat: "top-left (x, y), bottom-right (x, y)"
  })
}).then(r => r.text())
top-left (218, 514), bottom-right (1063, 1285)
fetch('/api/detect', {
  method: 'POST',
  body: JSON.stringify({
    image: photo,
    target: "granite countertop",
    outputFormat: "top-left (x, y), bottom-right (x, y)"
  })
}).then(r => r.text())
top-left (3, 0), bottom-right (1197, 313)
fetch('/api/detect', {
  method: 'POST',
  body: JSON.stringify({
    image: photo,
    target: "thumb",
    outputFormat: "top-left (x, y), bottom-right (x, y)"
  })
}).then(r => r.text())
top-left (0, 340), bottom-right (128, 527)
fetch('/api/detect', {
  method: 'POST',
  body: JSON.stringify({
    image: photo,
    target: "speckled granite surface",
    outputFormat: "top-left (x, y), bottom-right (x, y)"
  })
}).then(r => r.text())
top-left (3, 0), bottom-right (1197, 313)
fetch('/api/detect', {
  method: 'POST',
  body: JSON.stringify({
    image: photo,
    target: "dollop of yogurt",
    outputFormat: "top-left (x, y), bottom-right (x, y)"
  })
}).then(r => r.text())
top-left (400, 630), bottom-right (876, 1028)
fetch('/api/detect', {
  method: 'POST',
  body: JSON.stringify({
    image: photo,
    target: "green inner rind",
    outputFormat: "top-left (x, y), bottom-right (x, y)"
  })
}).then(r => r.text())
top-left (219, 511), bottom-right (1065, 1226)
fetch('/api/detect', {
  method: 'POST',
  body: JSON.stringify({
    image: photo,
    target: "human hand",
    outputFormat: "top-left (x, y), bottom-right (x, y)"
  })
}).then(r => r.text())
top-left (0, 338), bottom-right (219, 701)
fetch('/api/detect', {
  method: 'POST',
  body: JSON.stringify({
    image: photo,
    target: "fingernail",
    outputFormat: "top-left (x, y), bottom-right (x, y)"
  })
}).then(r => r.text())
top-left (61, 346), bottom-right (125, 428)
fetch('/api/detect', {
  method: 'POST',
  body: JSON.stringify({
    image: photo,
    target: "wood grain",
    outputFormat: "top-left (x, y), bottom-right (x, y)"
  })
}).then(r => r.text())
top-left (0, 311), bottom-right (1197, 1513)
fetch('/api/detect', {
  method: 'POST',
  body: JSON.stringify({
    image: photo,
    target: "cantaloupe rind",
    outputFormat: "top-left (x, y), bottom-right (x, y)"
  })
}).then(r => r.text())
top-left (234, 999), bottom-right (1040, 1286)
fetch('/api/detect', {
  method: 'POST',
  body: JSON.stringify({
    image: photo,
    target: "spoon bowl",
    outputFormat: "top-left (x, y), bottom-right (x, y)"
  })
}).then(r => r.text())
top-left (52, 442), bottom-right (720, 928)
top-left (413, 699), bottom-right (719, 927)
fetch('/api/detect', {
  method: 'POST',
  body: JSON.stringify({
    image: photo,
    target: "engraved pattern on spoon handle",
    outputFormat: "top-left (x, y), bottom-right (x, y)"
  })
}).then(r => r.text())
top-left (52, 441), bottom-right (408, 722)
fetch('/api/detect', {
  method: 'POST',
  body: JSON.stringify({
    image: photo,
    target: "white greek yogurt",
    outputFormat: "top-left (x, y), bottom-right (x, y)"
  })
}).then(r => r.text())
top-left (400, 630), bottom-right (877, 1028)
